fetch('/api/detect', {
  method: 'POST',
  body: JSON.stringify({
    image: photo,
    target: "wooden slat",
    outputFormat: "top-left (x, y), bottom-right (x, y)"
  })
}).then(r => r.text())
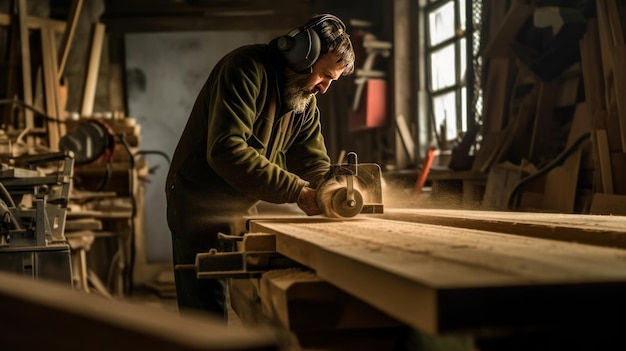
top-left (57, 0), bottom-right (84, 79)
top-left (596, 0), bottom-right (615, 85)
top-left (80, 23), bottom-right (106, 117)
top-left (590, 193), bottom-right (626, 215)
top-left (249, 217), bottom-right (626, 334)
top-left (528, 80), bottom-right (558, 162)
top-left (579, 19), bottom-right (606, 117)
top-left (0, 271), bottom-right (278, 351)
top-left (596, 129), bottom-right (614, 193)
top-left (17, 0), bottom-right (35, 147)
top-left (482, 1), bottom-right (534, 58)
top-left (612, 45), bottom-right (626, 152)
top-left (40, 23), bottom-right (64, 150)
top-left (542, 101), bottom-right (590, 212)
top-left (259, 269), bottom-right (400, 331)
top-left (0, 13), bottom-right (67, 31)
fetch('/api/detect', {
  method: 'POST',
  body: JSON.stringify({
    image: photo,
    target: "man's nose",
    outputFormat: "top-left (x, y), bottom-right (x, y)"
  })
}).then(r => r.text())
top-left (317, 80), bottom-right (332, 94)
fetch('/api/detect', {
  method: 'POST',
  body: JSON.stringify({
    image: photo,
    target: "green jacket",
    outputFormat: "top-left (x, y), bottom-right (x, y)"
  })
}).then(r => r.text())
top-left (166, 43), bottom-right (331, 218)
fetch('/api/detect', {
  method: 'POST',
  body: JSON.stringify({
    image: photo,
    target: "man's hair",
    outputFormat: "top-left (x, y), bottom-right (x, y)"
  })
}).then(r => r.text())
top-left (311, 15), bottom-right (355, 76)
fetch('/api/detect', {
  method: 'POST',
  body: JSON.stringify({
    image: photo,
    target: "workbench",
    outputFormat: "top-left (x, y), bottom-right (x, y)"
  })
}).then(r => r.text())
top-left (220, 209), bottom-right (626, 350)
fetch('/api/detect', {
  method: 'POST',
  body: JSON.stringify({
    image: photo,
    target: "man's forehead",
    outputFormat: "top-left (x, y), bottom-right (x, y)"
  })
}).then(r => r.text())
top-left (317, 53), bottom-right (346, 75)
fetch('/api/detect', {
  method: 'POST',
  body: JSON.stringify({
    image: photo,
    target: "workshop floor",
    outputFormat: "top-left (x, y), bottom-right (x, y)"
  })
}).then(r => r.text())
top-left (126, 286), bottom-right (178, 312)
top-left (122, 270), bottom-right (244, 327)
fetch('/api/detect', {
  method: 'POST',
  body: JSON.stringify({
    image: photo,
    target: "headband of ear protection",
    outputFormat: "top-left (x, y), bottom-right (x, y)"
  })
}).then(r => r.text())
top-left (277, 14), bottom-right (347, 73)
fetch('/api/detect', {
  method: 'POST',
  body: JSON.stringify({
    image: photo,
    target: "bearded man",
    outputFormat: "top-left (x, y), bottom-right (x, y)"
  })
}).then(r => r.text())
top-left (165, 14), bottom-right (355, 319)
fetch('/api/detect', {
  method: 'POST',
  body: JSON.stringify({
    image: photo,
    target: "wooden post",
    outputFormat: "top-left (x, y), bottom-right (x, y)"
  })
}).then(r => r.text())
top-left (80, 23), bottom-right (106, 117)
top-left (57, 0), bottom-right (83, 80)
top-left (17, 0), bottom-right (35, 148)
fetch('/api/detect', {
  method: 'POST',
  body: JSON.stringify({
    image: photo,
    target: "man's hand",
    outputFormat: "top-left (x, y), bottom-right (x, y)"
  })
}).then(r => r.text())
top-left (296, 186), bottom-right (322, 216)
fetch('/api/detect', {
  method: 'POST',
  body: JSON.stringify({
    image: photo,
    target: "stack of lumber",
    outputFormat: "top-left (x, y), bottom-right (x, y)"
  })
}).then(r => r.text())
top-left (583, 0), bottom-right (626, 214)
top-left (471, 0), bottom-right (626, 215)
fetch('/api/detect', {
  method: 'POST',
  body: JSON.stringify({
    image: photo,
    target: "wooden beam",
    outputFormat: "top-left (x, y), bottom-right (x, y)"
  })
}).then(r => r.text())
top-left (259, 269), bottom-right (400, 332)
top-left (528, 80), bottom-right (558, 162)
top-left (596, 129), bottom-right (614, 193)
top-left (57, 0), bottom-right (84, 80)
top-left (482, 1), bottom-right (534, 58)
top-left (17, 0), bottom-right (34, 147)
top-left (0, 271), bottom-right (278, 350)
top-left (612, 45), bottom-right (626, 152)
top-left (80, 23), bottom-right (106, 117)
top-left (590, 193), bottom-right (626, 215)
top-left (249, 217), bottom-right (626, 334)
top-left (0, 13), bottom-right (67, 31)
top-left (40, 24), bottom-right (64, 150)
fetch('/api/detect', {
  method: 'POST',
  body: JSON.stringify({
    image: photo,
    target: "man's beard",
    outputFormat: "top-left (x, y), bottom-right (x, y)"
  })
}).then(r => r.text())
top-left (283, 73), bottom-right (314, 114)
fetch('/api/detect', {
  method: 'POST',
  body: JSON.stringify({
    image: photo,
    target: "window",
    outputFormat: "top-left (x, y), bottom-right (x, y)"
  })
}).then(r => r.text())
top-left (423, 0), bottom-right (482, 147)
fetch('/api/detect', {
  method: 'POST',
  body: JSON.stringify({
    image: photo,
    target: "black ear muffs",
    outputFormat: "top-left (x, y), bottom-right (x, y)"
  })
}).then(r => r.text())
top-left (277, 27), bottom-right (322, 73)
top-left (277, 14), bottom-right (346, 73)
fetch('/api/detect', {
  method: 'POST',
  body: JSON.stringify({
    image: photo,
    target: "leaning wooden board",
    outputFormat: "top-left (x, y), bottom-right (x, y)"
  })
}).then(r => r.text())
top-left (249, 217), bottom-right (626, 335)
top-left (380, 208), bottom-right (626, 249)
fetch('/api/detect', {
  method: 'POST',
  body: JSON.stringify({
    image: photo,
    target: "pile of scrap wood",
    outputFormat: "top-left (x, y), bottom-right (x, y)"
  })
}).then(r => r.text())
top-left (469, 0), bottom-right (626, 215)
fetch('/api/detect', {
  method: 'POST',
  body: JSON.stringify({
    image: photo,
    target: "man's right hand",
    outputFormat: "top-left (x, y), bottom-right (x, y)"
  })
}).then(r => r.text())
top-left (296, 186), bottom-right (322, 216)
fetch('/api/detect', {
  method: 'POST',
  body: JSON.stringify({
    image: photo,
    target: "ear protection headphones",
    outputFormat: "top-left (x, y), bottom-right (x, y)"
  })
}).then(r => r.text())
top-left (277, 14), bottom-right (347, 73)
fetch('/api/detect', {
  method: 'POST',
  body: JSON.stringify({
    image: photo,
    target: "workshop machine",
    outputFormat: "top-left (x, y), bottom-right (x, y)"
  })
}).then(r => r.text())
top-left (0, 151), bottom-right (74, 285)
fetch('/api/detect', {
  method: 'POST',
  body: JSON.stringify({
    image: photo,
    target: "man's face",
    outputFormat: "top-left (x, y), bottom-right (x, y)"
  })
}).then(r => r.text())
top-left (284, 53), bottom-right (345, 114)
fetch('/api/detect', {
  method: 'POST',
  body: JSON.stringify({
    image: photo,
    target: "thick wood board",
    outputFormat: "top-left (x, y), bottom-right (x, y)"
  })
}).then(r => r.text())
top-left (249, 216), bottom-right (626, 334)
top-left (381, 208), bottom-right (626, 248)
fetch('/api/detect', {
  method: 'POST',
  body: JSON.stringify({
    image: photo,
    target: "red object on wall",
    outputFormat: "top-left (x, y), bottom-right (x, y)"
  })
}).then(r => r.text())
top-left (413, 147), bottom-right (436, 199)
top-left (349, 78), bottom-right (387, 131)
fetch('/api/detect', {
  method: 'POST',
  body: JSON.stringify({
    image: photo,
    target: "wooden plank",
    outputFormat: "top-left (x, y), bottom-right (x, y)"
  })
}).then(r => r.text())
top-left (0, 271), bottom-right (278, 350)
top-left (0, 13), bottom-right (66, 31)
top-left (249, 217), bottom-right (626, 334)
top-left (481, 162), bottom-right (526, 210)
top-left (596, 129), bottom-right (614, 193)
top-left (579, 19), bottom-right (606, 117)
top-left (380, 208), bottom-right (626, 249)
top-left (81, 23), bottom-right (106, 117)
top-left (17, 0), bottom-right (35, 147)
top-left (481, 58), bottom-right (513, 134)
top-left (57, 0), bottom-right (84, 79)
top-left (259, 269), bottom-right (400, 331)
top-left (610, 151), bottom-right (626, 194)
top-left (394, 114), bottom-right (415, 162)
top-left (542, 101), bottom-right (591, 212)
top-left (528, 80), bottom-right (558, 162)
top-left (596, 0), bottom-right (615, 85)
top-left (541, 148), bottom-right (581, 212)
top-left (40, 24), bottom-right (63, 151)
top-left (590, 193), bottom-right (626, 215)
top-left (612, 45), bottom-right (626, 152)
top-left (606, 0), bottom-right (625, 46)
top-left (482, 1), bottom-right (534, 58)
top-left (554, 75), bottom-right (580, 108)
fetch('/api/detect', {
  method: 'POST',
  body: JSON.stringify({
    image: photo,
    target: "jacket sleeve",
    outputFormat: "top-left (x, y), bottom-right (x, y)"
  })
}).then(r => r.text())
top-left (286, 102), bottom-right (331, 189)
top-left (205, 53), bottom-right (307, 204)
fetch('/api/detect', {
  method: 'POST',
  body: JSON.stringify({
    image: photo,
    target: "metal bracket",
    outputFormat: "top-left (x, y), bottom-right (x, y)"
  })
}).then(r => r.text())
top-left (192, 233), bottom-right (302, 279)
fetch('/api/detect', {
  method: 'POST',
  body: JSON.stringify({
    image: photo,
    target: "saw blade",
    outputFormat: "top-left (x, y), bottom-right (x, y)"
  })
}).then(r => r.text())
top-left (325, 187), bottom-right (364, 218)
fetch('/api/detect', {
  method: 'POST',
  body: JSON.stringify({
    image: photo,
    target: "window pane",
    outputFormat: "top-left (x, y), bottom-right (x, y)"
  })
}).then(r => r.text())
top-left (460, 38), bottom-right (466, 84)
top-left (461, 87), bottom-right (467, 132)
top-left (430, 44), bottom-right (455, 90)
top-left (433, 91), bottom-right (458, 141)
top-left (428, 1), bottom-right (455, 46)
top-left (459, 0), bottom-right (466, 32)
